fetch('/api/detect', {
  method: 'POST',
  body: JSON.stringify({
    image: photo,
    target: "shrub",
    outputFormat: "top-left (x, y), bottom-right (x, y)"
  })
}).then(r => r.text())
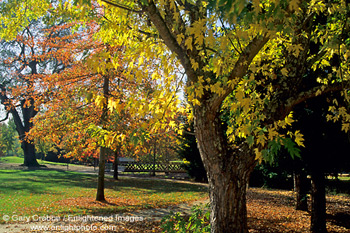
top-left (161, 204), bottom-right (210, 233)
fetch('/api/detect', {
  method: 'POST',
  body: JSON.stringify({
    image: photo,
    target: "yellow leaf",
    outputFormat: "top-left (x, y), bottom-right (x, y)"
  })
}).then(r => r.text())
top-left (285, 111), bottom-right (295, 126)
top-left (254, 148), bottom-right (263, 163)
top-left (185, 37), bottom-right (193, 50)
top-left (176, 33), bottom-right (184, 44)
top-left (95, 95), bottom-right (105, 109)
top-left (294, 130), bottom-right (305, 147)
top-left (281, 68), bottom-right (288, 76)
top-left (341, 123), bottom-right (350, 132)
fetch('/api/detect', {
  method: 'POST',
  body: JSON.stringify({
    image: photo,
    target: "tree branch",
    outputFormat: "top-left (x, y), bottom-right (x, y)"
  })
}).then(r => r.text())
top-left (286, 82), bottom-right (350, 111)
top-left (141, 1), bottom-right (197, 83)
top-left (307, 47), bottom-right (327, 68)
top-left (101, 0), bottom-right (142, 13)
top-left (211, 34), bottom-right (270, 112)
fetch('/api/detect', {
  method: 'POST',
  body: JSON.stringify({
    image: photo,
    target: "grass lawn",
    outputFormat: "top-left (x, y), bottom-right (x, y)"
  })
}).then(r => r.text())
top-left (0, 156), bottom-right (24, 164)
top-left (0, 156), bottom-right (84, 167)
top-left (0, 169), bottom-right (208, 223)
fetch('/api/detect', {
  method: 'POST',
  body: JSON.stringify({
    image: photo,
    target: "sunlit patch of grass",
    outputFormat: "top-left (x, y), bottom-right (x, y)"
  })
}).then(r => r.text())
top-left (0, 169), bottom-right (208, 223)
top-left (0, 156), bottom-right (24, 164)
top-left (0, 156), bottom-right (83, 167)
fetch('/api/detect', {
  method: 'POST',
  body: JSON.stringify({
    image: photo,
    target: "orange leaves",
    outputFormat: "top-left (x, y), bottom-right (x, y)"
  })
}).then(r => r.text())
top-left (246, 188), bottom-right (350, 232)
top-left (56, 197), bottom-right (139, 209)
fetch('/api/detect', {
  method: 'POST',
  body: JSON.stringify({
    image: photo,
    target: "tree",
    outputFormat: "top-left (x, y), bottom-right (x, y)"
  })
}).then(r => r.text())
top-left (93, 1), bottom-right (350, 232)
top-left (293, 96), bottom-right (350, 233)
top-left (0, 19), bottom-right (58, 166)
top-left (27, 15), bottom-right (173, 200)
top-left (0, 119), bottom-right (17, 156)
top-left (25, 19), bottom-right (125, 200)
top-left (3, 1), bottom-right (350, 232)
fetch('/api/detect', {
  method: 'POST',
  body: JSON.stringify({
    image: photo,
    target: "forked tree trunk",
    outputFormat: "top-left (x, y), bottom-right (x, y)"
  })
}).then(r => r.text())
top-left (195, 105), bottom-right (256, 233)
top-left (310, 170), bottom-right (327, 233)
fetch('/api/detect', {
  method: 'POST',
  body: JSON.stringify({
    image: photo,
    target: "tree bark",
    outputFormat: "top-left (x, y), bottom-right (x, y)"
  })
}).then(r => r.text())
top-left (207, 157), bottom-right (256, 233)
top-left (113, 149), bottom-right (119, 180)
top-left (0, 88), bottom-right (39, 167)
top-left (310, 170), bottom-right (327, 233)
top-left (14, 100), bottom-right (39, 167)
top-left (96, 147), bottom-right (106, 201)
top-left (96, 74), bottom-right (109, 202)
top-left (294, 171), bottom-right (308, 211)
top-left (194, 104), bottom-right (256, 233)
top-left (152, 140), bottom-right (156, 176)
top-left (22, 140), bottom-right (39, 167)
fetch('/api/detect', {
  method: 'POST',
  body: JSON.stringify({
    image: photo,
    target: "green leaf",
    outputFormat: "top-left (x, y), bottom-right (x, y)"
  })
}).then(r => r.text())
top-left (282, 138), bottom-right (301, 159)
top-left (140, 0), bottom-right (149, 6)
top-left (247, 135), bottom-right (254, 146)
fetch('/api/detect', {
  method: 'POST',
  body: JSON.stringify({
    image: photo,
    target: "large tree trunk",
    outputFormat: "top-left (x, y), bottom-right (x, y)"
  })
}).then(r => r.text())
top-left (294, 171), bottom-right (308, 211)
top-left (12, 101), bottom-right (39, 167)
top-left (207, 154), bottom-right (256, 233)
top-left (22, 140), bottom-right (39, 167)
top-left (195, 105), bottom-right (256, 233)
top-left (310, 170), bottom-right (327, 233)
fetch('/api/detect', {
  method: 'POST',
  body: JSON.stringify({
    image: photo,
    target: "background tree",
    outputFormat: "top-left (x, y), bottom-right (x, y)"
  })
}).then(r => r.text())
top-left (177, 121), bottom-right (207, 182)
top-left (294, 96), bottom-right (350, 233)
top-left (0, 7), bottom-right (79, 166)
top-left (251, 94), bottom-right (350, 233)
top-left (0, 119), bottom-right (17, 156)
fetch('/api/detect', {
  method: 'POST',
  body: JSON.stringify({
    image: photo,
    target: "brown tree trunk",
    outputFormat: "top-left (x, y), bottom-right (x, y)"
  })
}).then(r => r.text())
top-left (9, 98), bottom-right (39, 167)
top-left (294, 171), bottom-right (308, 211)
top-left (195, 105), bottom-right (256, 233)
top-left (152, 140), bottom-right (156, 176)
top-left (310, 170), bottom-right (327, 233)
top-left (96, 75), bottom-right (109, 202)
top-left (96, 147), bottom-right (106, 201)
top-left (113, 150), bottom-right (118, 180)
top-left (207, 156), bottom-right (256, 233)
top-left (22, 140), bottom-right (39, 167)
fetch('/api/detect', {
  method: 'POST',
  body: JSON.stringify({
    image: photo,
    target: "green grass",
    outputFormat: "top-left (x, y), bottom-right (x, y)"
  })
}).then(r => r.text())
top-left (0, 156), bottom-right (82, 167)
top-left (338, 176), bottom-right (350, 181)
top-left (0, 156), bottom-right (24, 164)
top-left (0, 169), bottom-right (208, 223)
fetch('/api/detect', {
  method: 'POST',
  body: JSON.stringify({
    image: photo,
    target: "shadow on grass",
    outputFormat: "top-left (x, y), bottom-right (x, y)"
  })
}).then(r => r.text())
top-left (0, 169), bottom-right (97, 195)
top-left (111, 178), bottom-right (208, 194)
top-left (0, 169), bottom-right (207, 196)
